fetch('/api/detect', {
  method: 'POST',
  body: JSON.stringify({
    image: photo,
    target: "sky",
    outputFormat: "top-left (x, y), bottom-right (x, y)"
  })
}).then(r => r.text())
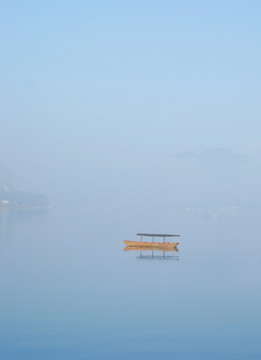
top-left (0, 1), bottom-right (261, 205)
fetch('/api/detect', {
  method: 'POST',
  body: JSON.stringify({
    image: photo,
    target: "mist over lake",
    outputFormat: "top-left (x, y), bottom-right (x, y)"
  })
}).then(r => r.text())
top-left (1, 206), bottom-right (261, 360)
top-left (1, 1), bottom-right (261, 359)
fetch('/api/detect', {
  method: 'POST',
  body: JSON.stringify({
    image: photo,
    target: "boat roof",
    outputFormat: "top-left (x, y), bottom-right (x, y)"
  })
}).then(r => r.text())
top-left (137, 233), bottom-right (180, 237)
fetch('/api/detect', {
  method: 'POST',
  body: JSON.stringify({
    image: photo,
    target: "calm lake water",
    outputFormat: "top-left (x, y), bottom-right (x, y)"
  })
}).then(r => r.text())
top-left (0, 206), bottom-right (261, 359)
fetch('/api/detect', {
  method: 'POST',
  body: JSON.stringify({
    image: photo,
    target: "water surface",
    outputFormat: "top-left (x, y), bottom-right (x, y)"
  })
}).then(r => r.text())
top-left (0, 207), bottom-right (260, 359)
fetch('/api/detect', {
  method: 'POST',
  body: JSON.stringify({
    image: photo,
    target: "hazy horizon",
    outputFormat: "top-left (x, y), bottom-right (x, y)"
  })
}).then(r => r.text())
top-left (1, 2), bottom-right (261, 359)
top-left (1, 1), bottom-right (261, 209)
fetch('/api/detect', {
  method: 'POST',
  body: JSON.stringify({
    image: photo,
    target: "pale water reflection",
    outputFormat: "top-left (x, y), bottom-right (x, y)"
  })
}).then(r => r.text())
top-left (124, 248), bottom-right (179, 261)
top-left (0, 208), bottom-right (261, 359)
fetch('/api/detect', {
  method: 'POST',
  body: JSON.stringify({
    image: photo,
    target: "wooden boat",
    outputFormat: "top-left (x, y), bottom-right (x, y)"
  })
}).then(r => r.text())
top-left (124, 233), bottom-right (180, 250)
top-left (123, 244), bottom-right (179, 252)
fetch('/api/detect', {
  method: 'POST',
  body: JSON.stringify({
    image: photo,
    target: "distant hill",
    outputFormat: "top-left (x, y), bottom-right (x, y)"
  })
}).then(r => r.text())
top-left (135, 148), bottom-right (261, 208)
top-left (171, 148), bottom-right (261, 204)
top-left (174, 148), bottom-right (251, 166)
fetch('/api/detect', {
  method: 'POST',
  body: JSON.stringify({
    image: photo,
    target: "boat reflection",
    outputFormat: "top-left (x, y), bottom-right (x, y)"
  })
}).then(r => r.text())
top-left (124, 246), bottom-right (179, 261)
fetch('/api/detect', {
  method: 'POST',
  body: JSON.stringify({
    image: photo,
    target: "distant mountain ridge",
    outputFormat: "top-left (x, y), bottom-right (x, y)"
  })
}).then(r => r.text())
top-left (174, 148), bottom-right (251, 165)
top-left (148, 147), bottom-right (261, 206)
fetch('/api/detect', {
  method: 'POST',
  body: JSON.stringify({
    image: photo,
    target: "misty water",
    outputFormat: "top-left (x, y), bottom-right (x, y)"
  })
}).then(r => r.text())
top-left (0, 206), bottom-right (261, 360)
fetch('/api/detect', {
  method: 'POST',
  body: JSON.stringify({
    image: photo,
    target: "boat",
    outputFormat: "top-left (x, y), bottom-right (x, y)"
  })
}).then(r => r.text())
top-left (124, 245), bottom-right (179, 252)
top-left (123, 233), bottom-right (180, 250)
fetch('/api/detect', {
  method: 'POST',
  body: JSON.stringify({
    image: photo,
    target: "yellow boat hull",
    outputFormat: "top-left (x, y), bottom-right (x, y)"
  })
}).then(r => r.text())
top-left (123, 240), bottom-right (179, 250)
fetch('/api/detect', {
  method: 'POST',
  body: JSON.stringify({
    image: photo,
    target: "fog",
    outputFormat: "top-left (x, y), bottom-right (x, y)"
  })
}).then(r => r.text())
top-left (1, 1), bottom-right (261, 210)
top-left (1, 3), bottom-right (261, 359)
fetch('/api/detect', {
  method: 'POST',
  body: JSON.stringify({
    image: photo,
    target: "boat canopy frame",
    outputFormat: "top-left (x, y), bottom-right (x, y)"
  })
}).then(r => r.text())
top-left (136, 233), bottom-right (180, 243)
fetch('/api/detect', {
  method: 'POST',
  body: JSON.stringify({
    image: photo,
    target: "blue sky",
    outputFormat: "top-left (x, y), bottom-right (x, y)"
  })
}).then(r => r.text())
top-left (1, 1), bottom-right (260, 199)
